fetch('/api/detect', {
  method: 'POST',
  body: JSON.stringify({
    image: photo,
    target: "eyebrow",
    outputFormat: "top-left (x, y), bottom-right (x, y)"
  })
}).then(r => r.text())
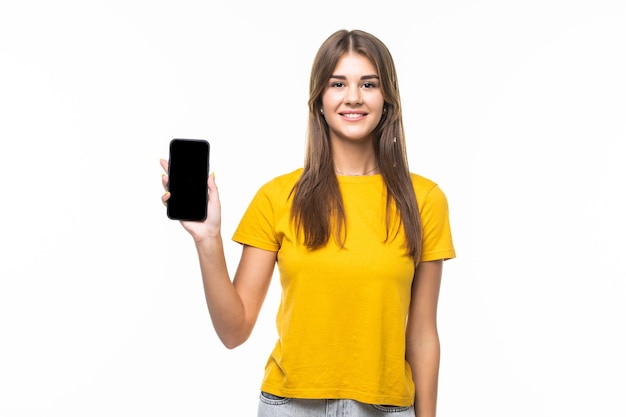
top-left (329, 74), bottom-right (380, 80)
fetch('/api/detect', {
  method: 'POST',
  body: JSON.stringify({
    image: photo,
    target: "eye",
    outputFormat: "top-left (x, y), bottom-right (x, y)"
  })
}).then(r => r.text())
top-left (330, 81), bottom-right (345, 88)
top-left (362, 81), bottom-right (377, 89)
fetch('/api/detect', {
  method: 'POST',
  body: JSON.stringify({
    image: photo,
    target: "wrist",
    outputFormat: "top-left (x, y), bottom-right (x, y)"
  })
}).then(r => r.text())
top-left (193, 231), bottom-right (222, 246)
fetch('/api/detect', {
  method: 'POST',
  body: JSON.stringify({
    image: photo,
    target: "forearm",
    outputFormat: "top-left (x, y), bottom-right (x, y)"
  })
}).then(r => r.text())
top-left (195, 235), bottom-right (246, 348)
top-left (407, 335), bottom-right (440, 417)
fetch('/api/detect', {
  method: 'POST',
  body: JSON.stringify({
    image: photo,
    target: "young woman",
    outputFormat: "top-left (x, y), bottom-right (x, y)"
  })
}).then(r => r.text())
top-left (161, 29), bottom-right (455, 417)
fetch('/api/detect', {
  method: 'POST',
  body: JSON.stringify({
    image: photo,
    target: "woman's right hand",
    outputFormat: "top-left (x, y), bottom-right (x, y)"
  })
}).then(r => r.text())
top-left (160, 158), bottom-right (222, 243)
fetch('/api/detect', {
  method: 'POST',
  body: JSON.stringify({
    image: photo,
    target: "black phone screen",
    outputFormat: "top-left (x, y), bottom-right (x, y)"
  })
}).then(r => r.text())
top-left (167, 138), bottom-right (210, 221)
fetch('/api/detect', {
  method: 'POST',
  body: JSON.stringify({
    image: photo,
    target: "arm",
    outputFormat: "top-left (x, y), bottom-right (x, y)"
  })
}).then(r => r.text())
top-left (161, 159), bottom-right (276, 349)
top-left (405, 260), bottom-right (443, 417)
top-left (196, 240), bottom-right (276, 349)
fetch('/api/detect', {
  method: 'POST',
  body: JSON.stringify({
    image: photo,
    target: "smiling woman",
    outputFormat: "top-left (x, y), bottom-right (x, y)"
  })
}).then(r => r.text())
top-left (160, 29), bottom-right (456, 417)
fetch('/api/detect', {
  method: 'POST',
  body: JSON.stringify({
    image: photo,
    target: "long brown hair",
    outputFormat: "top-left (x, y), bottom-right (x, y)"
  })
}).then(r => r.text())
top-left (290, 29), bottom-right (422, 265)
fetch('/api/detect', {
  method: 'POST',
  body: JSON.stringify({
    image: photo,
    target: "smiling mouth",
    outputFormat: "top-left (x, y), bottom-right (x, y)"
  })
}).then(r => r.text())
top-left (340, 113), bottom-right (366, 119)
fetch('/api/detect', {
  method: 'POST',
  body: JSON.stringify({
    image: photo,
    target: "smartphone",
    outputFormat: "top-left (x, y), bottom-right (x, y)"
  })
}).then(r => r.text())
top-left (166, 138), bottom-right (210, 221)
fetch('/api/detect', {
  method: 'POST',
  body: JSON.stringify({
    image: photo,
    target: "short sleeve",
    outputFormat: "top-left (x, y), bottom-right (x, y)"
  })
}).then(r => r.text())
top-left (232, 183), bottom-right (280, 252)
top-left (419, 184), bottom-right (456, 262)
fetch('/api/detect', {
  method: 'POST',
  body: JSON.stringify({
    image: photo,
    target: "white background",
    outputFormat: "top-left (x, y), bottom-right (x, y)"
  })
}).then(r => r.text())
top-left (1, 1), bottom-right (625, 416)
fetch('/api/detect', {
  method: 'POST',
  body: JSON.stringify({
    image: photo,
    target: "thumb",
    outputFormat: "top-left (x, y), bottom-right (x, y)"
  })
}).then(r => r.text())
top-left (207, 172), bottom-right (220, 203)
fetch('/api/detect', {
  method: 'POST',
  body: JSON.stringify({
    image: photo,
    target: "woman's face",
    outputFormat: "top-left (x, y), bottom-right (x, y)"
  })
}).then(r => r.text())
top-left (321, 52), bottom-right (385, 145)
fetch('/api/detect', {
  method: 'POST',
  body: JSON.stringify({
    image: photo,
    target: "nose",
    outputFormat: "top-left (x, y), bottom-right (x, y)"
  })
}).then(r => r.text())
top-left (343, 84), bottom-right (362, 105)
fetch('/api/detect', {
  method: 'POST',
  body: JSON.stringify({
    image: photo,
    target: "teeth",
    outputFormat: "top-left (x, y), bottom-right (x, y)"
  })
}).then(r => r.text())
top-left (343, 114), bottom-right (363, 118)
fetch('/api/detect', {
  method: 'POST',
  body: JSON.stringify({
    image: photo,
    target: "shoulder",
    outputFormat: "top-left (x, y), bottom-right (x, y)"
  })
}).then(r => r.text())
top-left (409, 172), bottom-right (450, 207)
top-left (410, 172), bottom-right (440, 195)
top-left (253, 168), bottom-right (303, 200)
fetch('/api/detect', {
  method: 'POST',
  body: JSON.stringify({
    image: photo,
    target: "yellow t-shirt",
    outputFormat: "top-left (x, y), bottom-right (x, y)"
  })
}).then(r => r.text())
top-left (232, 168), bottom-right (455, 406)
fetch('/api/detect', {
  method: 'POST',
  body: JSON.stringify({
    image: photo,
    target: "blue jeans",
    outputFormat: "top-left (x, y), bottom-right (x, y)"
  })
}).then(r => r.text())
top-left (257, 392), bottom-right (415, 416)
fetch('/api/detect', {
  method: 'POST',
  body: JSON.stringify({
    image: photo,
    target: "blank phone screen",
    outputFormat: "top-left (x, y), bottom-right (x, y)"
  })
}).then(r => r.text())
top-left (167, 138), bottom-right (210, 221)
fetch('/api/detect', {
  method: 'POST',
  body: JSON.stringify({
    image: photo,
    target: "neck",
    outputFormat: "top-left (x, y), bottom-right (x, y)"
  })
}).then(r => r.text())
top-left (331, 138), bottom-right (378, 176)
